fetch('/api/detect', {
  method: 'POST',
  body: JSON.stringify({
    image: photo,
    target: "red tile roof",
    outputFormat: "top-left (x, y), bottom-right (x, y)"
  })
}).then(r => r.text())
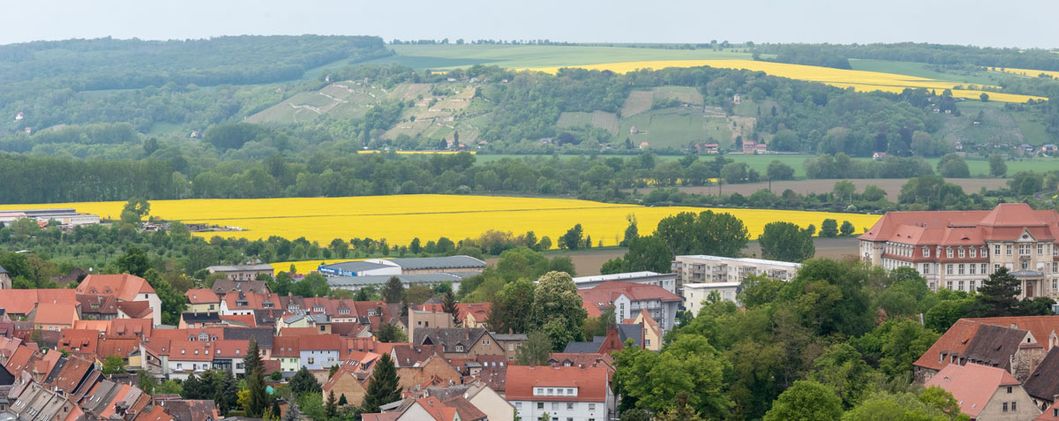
top-left (457, 303), bottom-right (491, 323)
top-left (298, 334), bottom-right (342, 351)
top-left (134, 405), bottom-right (174, 421)
top-left (58, 329), bottom-right (101, 355)
top-left (415, 396), bottom-right (458, 421)
top-left (220, 314), bottom-right (257, 328)
top-left (916, 316), bottom-right (1059, 372)
top-left (914, 319), bottom-right (983, 371)
top-left (1037, 402), bottom-right (1059, 421)
top-left (505, 365), bottom-right (609, 402)
top-left (48, 355), bottom-right (96, 394)
top-left (118, 301), bottom-right (153, 319)
top-left (77, 274), bottom-right (155, 301)
top-left (212, 340), bottom-right (250, 359)
top-left (925, 363), bottom-right (1020, 418)
top-left (223, 290), bottom-right (282, 311)
top-left (73, 320), bottom-right (111, 332)
top-left (167, 341), bottom-right (215, 362)
top-left (108, 318), bottom-right (153, 338)
top-left (4, 344), bottom-right (38, 375)
top-left (34, 303), bottom-right (78, 327)
top-left (271, 336), bottom-right (300, 358)
top-left (0, 289), bottom-right (77, 315)
top-left (185, 288), bottom-right (219, 304)
top-left (278, 327), bottom-right (325, 337)
top-left (861, 203), bottom-right (1059, 246)
top-left (97, 338), bottom-right (140, 359)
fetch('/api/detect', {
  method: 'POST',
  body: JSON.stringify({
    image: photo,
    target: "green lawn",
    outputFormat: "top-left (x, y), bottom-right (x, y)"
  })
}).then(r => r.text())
top-left (377, 44), bottom-right (752, 70)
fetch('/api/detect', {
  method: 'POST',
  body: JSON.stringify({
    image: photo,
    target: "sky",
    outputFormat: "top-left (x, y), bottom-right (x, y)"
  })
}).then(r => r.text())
top-left (3, 0), bottom-right (1057, 48)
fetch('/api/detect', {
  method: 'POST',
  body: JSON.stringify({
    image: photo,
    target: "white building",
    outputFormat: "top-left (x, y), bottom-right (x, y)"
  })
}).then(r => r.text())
top-left (682, 282), bottom-right (742, 315)
top-left (672, 255), bottom-right (802, 287)
top-left (572, 271), bottom-right (677, 294)
top-left (505, 366), bottom-right (614, 421)
top-left (859, 203), bottom-right (1059, 297)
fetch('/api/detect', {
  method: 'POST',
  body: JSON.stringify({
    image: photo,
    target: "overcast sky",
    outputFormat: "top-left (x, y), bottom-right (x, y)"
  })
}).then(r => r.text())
top-left (3, 0), bottom-right (1056, 48)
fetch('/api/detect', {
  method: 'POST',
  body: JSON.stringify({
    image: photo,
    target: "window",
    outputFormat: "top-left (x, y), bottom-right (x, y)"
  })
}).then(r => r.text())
top-left (970, 264), bottom-right (977, 275)
top-left (567, 403), bottom-right (574, 410)
top-left (176, 363), bottom-right (182, 369)
top-left (995, 244), bottom-right (1001, 255)
top-left (958, 248), bottom-right (965, 258)
top-left (995, 264), bottom-right (1001, 273)
top-left (1007, 244), bottom-right (1013, 255)
top-left (946, 281), bottom-right (953, 290)
top-left (1007, 386), bottom-right (1013, 393)
top-left (970, 248), bottom-right (976, 258)
top-left (1003, 402), bottom-right (1009, 412)
top-left (589, 404), bottom-right (596, 411)
top-left (1022, 260), bottom-right (1029, 270)
top-left (958, 264), bottom-right (965, 275)
top-left (307, 357), bottom-right (314, 365)
top-left (537, 403), bottom-right (544, 410)
top-left (922, 246), bottom-right (930, 257)
top-left (958, 281), bottom-right (964, 291)
top-left (922, 264), bottom-right (930, 274)
top-left (1012, 401), bottom-right (1017, 411)
top-left (946, 247), bottom-right (953, 258)
top-left (981, 264), bottom-right (988, 274)
top-left (946, 264), bottom-right (953, 275)
top-left (969, 280), bottom-right (976, 291)
top-left (1039, 243), bottom-right (1045, 255)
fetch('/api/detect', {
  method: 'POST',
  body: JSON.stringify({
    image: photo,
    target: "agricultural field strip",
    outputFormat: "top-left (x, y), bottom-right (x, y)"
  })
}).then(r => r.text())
top-left (0, 195), bottom-right (881, 247)
top-left (989, 67), bottom-right (1059, 79)
top-left (522, 59), bottom-right (1044, 103)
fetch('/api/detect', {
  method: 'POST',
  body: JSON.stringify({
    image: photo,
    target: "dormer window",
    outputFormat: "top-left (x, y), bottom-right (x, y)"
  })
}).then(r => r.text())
top-left (455, 345), bottom-right (465, 352)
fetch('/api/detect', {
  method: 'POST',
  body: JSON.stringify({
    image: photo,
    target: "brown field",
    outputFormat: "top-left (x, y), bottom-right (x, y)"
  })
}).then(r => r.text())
top-left (487, 237), bottom-right (861, 276)
top-left (673, 178), bottom-right (1009, 199)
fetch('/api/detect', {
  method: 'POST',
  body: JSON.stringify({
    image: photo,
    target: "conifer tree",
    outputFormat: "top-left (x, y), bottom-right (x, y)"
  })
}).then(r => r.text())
top-left (360, 354), bottom-right (402, 413)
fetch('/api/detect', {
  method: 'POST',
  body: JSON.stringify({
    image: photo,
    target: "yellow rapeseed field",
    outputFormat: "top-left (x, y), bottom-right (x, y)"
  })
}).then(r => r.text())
top-left (988, 67), bottom-right (1059, 80)
top-left (526, 60), bottom-right (1044, 103)
top-left (0, 195), bottom-right (880, 249)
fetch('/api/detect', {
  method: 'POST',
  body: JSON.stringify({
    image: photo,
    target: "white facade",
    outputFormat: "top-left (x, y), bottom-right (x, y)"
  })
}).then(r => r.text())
top-left (683, 282), bottom-right (741, 315)
top-left (572, 271), bottom-right (677, 294)
top-left (511, 389), bottom-right (614, 421)
top-left (863, 235), bottom-right (1059, 297)
top-left (672, 255), bottom-right (801, 288)
top-left (300, 349), bottom-right (339, 370)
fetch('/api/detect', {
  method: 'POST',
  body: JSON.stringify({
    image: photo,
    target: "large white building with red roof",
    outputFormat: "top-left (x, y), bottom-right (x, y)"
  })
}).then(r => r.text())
top-left (859, 203), bottom-right (1059, 297)
top-left (505, 365), bottom-right (614, 421)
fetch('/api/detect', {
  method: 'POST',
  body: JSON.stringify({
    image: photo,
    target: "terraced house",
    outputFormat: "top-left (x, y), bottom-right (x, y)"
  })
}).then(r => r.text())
top-left (860, 203), bottom-right (1059, 297)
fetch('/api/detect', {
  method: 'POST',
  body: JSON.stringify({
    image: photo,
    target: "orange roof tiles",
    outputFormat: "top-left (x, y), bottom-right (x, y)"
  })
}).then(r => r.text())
top-left (4, 344), bottom-right (38, 375)
top-left (118, 301), bottom-right (153, 319)
top-left (185, 288), bottom-right (219, 304)
top-left (97, 338), bottom-right (140, 359)
top-left (108, 318), bottom-right (153, 338)
top-left (916, 316), bottom-right (1059, 372)
top-left (58, 329), bottom-right (101, 355)
top-left (33, 303), bottom-right (78, 327)
top-left (77, 274), bottom-right (155, 301)
top-left (134, 405), bottom-right (174, 421)
top-left (271, 336), bottom-right (300, 358)
top-left (457, 303), bottom-right (491, 323)
top-left (299, 334), bottom-right (343, 351)
top-left (73, 320), bottom-right (112, 332)
top-left (219, 314), bottom-right (257, 327)
top-left (914, 319), bottom-right (983, 371)
top-left (925, 363), bottom-right (1020, 418)
top-left (861, 203), bottom-right (1059, 246)
top-left (505, 365), bottom-right (610, 402)
top-left (0, 289), bottom-right (77, 315)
